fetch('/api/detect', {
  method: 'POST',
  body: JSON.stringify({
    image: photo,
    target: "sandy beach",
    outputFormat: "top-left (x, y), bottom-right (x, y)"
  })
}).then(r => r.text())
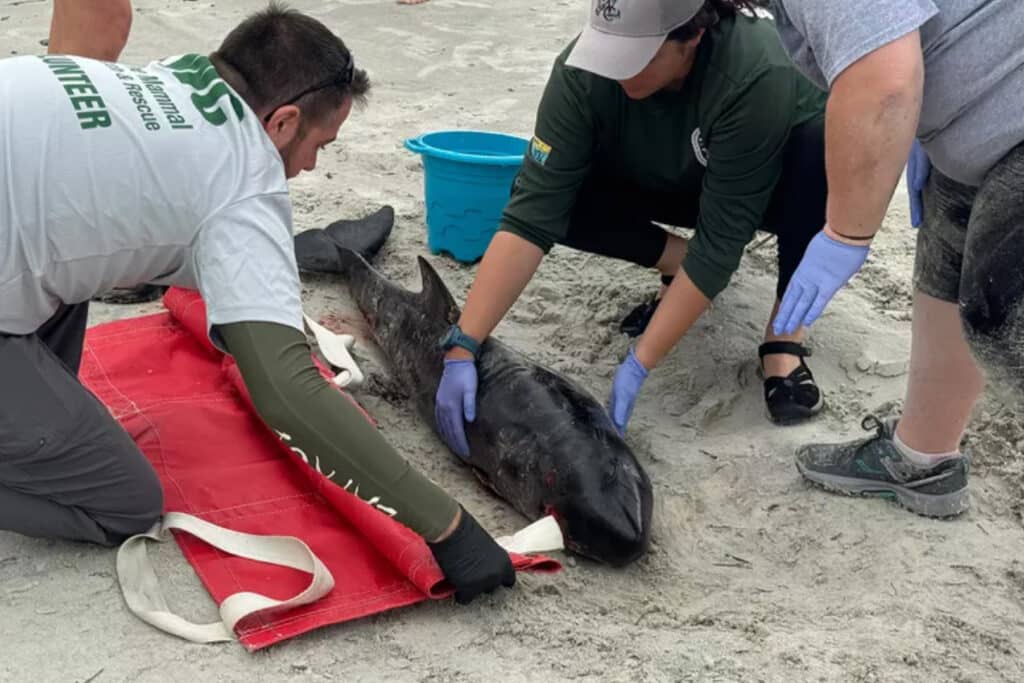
top-left (3, 1), bottom-right (1024, 681)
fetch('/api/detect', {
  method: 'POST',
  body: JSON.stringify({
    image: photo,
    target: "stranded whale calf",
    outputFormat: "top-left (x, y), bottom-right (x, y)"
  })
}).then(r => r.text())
top-left (333, 247), bottom-right (653, 566)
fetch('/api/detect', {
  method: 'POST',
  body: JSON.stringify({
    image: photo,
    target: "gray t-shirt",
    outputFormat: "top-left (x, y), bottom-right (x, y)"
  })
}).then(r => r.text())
top-left (772, 0), bottom-right (1024, 186)
top-left (0, 54), bottom-right (303, 342)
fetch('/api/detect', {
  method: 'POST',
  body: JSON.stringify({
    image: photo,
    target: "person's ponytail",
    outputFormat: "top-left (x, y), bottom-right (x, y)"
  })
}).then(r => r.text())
top-left (667, 0), bottom-right (770, 42)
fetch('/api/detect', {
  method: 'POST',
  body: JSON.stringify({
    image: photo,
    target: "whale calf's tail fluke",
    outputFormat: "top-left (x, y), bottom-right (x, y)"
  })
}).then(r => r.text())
top-left (92, 206), bottom-right (395, 306)
top-left (294, 205), bottom-right (395, 273)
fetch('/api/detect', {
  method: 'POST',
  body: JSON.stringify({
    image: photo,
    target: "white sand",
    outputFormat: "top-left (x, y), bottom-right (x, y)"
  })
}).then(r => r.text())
top-left (3, 2), bottom-right (1024, 681)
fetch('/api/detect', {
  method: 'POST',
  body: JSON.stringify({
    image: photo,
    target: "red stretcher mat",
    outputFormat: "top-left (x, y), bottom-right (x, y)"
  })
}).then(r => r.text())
top-left (80, 287), bottom-right (559, 650)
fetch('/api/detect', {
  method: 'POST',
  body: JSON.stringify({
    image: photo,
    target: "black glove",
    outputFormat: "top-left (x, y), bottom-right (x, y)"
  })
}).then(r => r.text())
top-left (428, 506), bottom-right (516, 604)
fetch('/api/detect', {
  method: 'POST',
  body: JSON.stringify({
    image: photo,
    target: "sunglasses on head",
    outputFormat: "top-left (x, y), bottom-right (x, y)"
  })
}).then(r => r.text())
top-left (262, 58), bottom-right (355, 124)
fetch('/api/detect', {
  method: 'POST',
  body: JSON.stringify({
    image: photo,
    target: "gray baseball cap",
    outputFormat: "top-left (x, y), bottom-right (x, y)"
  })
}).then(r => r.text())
top-left (566, 0), bottom-right (705, 80)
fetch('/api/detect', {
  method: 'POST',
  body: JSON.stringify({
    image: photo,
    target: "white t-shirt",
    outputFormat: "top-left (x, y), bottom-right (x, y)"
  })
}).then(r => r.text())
top-left (0, 53), bottom-right (303, 343)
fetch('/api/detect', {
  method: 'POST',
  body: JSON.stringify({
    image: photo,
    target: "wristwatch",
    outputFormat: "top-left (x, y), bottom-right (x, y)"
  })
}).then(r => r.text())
top-left (439, 324), bottom-right (480, 358)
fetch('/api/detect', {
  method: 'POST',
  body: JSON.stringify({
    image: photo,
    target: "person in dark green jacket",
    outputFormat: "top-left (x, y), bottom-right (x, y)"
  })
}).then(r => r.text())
top-left (434, 0), bottom-right (830, 453)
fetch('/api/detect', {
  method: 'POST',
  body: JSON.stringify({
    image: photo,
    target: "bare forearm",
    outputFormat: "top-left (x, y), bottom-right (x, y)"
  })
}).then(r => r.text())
top-left (449, 231), bottom-right (544, 357)
top-left (634, 270), bottom-right (710, 369)
top-left (824, 31), bottom-right (924, 239)
top-left (49, 0), bottom-right (132, 62)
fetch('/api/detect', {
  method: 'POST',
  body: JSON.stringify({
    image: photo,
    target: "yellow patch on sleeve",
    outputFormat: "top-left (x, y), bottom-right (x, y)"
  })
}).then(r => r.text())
top-left (528, 136), bottom-right (552, 165)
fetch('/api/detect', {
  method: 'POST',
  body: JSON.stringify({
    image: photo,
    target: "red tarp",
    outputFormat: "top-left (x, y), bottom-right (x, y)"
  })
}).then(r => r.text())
top-left (80, 287), bottom-right (559, 650)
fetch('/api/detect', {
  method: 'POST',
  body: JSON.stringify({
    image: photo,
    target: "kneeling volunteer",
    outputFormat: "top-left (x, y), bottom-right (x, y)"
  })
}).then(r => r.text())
top-left (0, 4), bottom-right (513, 605)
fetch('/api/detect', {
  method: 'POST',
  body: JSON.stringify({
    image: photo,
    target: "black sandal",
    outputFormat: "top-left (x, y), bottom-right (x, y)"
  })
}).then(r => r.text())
top-left (619, 274), bottom-right (674, 337)
top-left (758, 341), bottom-right (824, 425)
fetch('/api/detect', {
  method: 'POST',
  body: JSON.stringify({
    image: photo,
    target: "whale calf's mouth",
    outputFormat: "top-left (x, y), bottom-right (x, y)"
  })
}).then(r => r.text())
top-left (558, 486), bottom-right (650, 566)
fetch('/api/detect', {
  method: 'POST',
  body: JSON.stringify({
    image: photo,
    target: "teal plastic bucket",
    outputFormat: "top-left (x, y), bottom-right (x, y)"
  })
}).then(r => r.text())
top-left (405, 130), bottom-right (527, 263)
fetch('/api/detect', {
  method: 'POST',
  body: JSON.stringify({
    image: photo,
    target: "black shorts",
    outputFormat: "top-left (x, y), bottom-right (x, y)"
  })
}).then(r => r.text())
top-left (913, 142), bottom-right (1024, 308)
top-left (912, 140), bottom-right (1024, 388)
top-left (558, 117), bottom-right (827, 299)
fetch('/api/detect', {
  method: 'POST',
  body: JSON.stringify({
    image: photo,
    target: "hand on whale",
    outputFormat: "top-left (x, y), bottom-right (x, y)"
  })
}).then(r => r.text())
top-left (330, 245), bottom-right (654, 567)
top-left (294, 205), bottom-right (395, 272)
top-left (608, 348), bottom-right (650, 434)
top-left (436, 359), bottom-right (477, 459)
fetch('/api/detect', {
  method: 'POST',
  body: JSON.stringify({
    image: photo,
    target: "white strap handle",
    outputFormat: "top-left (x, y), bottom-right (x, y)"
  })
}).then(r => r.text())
top-left (494, 515), bottom-right (565, 555)
top-left (117, 513), bottom-right (563, 644)
top-left (116, 512), bottom-right (335, 644)
top-left (303, 313), bottom-right (364, 388)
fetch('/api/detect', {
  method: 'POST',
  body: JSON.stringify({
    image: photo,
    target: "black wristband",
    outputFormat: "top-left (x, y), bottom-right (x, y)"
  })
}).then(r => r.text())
top-left (829, 229), bottom-right (876, 242)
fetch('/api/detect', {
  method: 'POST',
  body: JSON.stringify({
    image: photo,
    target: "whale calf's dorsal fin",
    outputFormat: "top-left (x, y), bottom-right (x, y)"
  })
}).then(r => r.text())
top-left (416, 256), bottom-right (460, 323)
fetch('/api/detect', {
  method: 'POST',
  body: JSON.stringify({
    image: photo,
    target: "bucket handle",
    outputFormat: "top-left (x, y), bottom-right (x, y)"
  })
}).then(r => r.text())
top-left (404, 137), bottom-right (428, 155)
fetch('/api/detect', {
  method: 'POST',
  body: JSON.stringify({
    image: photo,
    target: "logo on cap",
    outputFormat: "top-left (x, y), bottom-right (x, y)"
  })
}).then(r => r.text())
top-left (595, 0), bottom-right (621, 22)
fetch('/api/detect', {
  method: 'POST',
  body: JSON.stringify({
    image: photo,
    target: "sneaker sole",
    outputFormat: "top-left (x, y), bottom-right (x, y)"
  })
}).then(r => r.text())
top-left (795, 460), bottom-right (969, 518)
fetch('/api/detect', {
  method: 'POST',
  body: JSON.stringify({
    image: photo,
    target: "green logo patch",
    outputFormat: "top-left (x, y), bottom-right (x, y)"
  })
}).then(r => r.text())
top-left (164, 54), bottom-right (244, 126)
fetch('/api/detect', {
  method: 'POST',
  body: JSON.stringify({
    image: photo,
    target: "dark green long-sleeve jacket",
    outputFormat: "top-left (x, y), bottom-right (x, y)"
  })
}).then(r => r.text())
top-left (500, 14), bottom-right (827, 300)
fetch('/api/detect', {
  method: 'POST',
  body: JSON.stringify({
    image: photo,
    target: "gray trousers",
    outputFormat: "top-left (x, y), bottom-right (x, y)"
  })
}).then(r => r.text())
top-left (0, 303), bottom-right (163, 546)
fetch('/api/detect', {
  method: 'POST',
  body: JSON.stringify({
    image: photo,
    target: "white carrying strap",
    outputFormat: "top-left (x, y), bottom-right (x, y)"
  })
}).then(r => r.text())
top-left (117, 513), bottom-right (564, 644)
top-left (494, 515), bottom-right (565, 555)
top-left (116, 512), bottom-right (335, 644)
top-left (303, 313), bottom-right (364, 388)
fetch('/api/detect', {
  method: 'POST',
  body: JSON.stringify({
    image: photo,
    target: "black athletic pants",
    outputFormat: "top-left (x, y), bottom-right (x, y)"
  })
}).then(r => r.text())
top-left (559, 117), bottom-right (827, 299)
top-left (0, 303), bottom-right (163, 545)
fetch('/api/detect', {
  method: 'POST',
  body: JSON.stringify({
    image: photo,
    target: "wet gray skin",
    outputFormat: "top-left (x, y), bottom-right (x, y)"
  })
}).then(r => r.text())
top-left (335, 247), bottom-right (653, 566)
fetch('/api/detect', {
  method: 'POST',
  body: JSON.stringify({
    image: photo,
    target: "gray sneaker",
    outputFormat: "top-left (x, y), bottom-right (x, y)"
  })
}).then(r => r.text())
top-left (795, 415), bottom-right (969, 518)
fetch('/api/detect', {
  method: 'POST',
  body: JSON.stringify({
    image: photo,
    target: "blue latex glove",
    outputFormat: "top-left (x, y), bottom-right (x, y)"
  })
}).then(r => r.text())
top-left (435, 359), bottom-right (477, 460)
top-left (608, 347), bottom-right (650, 435)
top-left (773, 231), bottom-right (870, 336)
top-left (907, 139), bottom-right (931, 228)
